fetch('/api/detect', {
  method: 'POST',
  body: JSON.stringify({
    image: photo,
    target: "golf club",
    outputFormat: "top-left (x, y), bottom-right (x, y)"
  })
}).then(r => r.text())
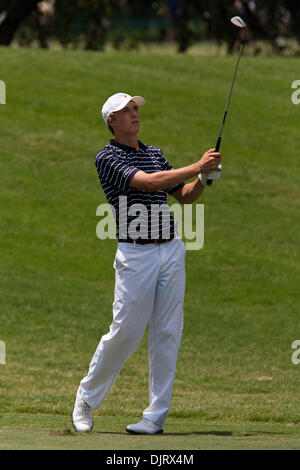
top-left (206, 16), bottom-right (247, 186)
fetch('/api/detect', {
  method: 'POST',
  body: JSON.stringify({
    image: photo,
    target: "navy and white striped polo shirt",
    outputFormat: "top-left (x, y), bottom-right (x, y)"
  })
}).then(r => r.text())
top-left (95, 140), bottom-right (185, 240)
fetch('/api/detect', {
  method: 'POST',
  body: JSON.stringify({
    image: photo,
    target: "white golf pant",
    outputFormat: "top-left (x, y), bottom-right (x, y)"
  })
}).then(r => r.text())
top-left (79, 237), bottom-right (186, 427)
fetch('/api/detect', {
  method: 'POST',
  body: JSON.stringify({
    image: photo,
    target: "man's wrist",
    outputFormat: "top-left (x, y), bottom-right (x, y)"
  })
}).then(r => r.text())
top-left (197, 161), bottom-right (203, 174)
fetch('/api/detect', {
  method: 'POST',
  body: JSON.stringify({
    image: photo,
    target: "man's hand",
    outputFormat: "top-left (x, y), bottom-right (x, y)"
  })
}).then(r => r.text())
top-left (198, 149), bottom-right (222, 174)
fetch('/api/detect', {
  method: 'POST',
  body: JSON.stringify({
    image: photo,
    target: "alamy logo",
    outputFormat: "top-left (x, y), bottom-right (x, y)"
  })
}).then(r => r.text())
top-left (96, 197), bottom-right (204, 251)
top-left (0, 80), bottom-right (6, 104)
top-left (291, 340), bottom-right (300, 365)
top-left (291, 80), bottom-right (300, 105)
top-left (0, 340), bottom-right (5, 364)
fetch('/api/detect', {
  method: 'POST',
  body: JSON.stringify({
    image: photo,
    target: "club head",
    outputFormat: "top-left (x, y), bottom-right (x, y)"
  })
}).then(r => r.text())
top-left (231, 16), bottom-right (247, 29)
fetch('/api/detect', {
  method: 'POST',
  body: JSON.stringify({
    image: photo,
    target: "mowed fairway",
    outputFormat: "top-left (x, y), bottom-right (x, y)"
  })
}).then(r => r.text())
top-left (0, 46), bottom-right (300, 450)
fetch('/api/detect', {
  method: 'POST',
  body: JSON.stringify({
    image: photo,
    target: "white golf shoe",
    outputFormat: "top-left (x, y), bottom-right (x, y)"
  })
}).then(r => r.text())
top-left (126, 418), bottom-right (163, 435)
top-left (71, 389), bottom-right (94, 432)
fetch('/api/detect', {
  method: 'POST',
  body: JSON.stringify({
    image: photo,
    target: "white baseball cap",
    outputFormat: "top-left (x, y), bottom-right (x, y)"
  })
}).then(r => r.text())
top-left (101, 92), bottom-right (145, 124)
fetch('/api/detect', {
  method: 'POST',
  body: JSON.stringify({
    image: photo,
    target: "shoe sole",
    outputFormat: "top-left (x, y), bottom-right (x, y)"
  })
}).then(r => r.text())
top-left (125, 426), bottom-right (163, 435)
top-left (71, 412), bottom-right (94, 432)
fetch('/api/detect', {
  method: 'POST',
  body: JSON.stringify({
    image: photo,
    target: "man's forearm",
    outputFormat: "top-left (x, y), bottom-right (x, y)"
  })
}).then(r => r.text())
top-left (130, 148), bottom-right (221, 193)
top-left (177, 177), bottom-right (205, 204)
top-left (147, 163), bottom-right (200, 192)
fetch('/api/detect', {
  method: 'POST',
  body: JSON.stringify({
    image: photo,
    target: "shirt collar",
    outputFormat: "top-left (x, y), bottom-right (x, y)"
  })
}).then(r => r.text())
top-left (110, 139), bottom-right (147, 153)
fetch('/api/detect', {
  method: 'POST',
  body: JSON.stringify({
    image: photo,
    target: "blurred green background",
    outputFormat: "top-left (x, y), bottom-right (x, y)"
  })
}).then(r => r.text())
top-left (1, 0), bottom-right (300, 56)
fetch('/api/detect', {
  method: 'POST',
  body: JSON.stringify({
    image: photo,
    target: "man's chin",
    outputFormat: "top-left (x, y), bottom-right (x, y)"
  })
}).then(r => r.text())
top-left (131, 125), bottom-right (140, 133)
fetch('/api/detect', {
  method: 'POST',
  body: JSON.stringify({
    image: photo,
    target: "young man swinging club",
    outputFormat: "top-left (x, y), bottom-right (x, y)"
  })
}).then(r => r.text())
top-left (72, 92), bottom-right (222, 434)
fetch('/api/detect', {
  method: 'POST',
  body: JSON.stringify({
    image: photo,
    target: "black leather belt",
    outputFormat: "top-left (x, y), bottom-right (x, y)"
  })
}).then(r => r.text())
top-left (118, 234), bottom-right (175, 245)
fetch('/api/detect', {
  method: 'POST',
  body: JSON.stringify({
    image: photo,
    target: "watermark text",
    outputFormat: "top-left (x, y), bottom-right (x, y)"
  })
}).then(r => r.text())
top-left (291, 340), bottom-right (300, 364)
top-left (96, 197), bottom-right (204, 250)
top-left (291, 80), bottom-right (300, 105)
top-left (0, 80), bottom-right (6, 104)
top-left (0, 340), bottom-right (5, 364)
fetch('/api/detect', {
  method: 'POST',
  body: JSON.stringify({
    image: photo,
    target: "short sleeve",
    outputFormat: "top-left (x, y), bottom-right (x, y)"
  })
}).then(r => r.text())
top-left (95, 151), bottom-right (139, 192)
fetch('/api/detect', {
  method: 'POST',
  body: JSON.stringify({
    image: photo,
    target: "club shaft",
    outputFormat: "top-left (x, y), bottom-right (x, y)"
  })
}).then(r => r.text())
top-left (216, 40), bottom-right (244, 144)
top-left (207, 40), bottom-right (244, 185)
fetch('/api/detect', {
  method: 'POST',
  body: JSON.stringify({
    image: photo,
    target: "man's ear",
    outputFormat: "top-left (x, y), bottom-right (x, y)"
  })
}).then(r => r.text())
top-left (107, 115), bottom-right (115, 135)
top-left (107, 115), bottom-right (115, 127)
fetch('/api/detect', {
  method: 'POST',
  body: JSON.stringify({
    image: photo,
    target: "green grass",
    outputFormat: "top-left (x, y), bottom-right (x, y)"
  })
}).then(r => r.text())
top-left (0, 46), bottom-right (300, 450)
top-left (2, 414), bottom-right (300, 450)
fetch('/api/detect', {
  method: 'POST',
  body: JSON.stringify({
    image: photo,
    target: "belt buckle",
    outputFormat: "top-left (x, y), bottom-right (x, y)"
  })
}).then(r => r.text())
top-left (155, 239), bottom-right (159, 245)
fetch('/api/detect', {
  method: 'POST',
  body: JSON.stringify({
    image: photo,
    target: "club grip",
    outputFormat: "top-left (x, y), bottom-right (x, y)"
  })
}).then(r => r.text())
top-left (206, 137), bottom-right (222, 186)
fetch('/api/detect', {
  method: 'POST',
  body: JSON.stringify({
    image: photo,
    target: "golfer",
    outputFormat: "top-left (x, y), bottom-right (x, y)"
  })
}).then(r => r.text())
top-left (72, 93), bottom-right (222, 434)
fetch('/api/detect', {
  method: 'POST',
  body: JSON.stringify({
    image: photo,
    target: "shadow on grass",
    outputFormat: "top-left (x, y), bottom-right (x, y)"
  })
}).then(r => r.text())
top-left (52, 427), bottom-right (286, 438)
top-left (89, 430), bottom-right (285, 437)
top-left (163, 430), bottom-right (285, 437)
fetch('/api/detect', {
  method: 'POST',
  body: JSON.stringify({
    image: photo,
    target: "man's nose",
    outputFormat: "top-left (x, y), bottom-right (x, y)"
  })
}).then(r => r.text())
top-left (130, 109), bottom-right (139, 118)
